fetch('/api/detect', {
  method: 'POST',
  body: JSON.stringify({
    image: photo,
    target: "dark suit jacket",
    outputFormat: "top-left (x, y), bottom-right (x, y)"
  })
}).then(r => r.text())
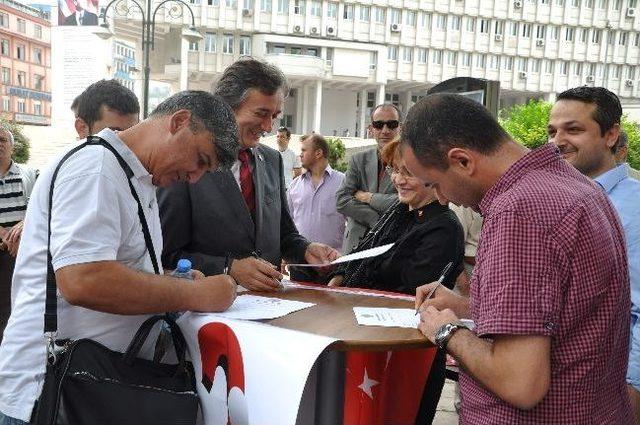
top-left (158, 144), bottom-right (309, 275)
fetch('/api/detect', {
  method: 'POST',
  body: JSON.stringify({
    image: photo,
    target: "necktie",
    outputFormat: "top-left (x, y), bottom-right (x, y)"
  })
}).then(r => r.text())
top-left (238, 149), bottom-right (255, 213)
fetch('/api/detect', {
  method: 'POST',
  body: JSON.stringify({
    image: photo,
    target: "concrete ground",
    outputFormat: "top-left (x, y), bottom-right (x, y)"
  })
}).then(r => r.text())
top-left (432, 380), bottom-right (459, 425)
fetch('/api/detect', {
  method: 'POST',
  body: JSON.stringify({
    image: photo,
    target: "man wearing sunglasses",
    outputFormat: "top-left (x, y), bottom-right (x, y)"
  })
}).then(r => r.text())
top-left (336, 104), bottom-right (400, 253)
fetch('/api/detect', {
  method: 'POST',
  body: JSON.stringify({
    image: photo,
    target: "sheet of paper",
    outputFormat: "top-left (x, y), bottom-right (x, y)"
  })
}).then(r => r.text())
top-left (353, 307), bottom-right (420, 329)
top-left (287, 243), bottom-right (395, 268)
top-left (281, 279), bottom-right (414, 300)
top-left (207, 294), bottom-right (315, 321)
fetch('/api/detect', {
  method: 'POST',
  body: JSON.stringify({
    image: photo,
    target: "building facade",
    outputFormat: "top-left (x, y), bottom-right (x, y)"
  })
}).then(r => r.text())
top-left (0, 0), bottom-right (51, 125)
top-left (112, 39), bottom-right (138, 93)
top-left (114, 0), bottom-right (640, 135)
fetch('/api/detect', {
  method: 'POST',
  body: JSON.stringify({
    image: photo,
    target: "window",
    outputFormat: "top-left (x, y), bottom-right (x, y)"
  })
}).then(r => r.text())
top-left (535, 25), bottom-right (546, 39)
top-left (291, 47), bottom-right (302, 55)
top-left (34, 25), bottom-right (42, 39)
top-left (446, 51), bottom-right (457, 66)
top-left (2, 98), bottom-right (9, 111)
top-left (17, 19), bottom-right (26, 33)
top-left (530, 58), bottom-right (540, 73)
top-left (479, 19), bottom-right (490, 34)
top-left (542, 0), bottom-right (549, 3)
top-left (550, 26), bottom-right (559, 40)
top-left (293, 0), bottom-right (304, 14)
top-left (503, 56), bottom-right (513, 70)
top-left (205, 33), bottom-right (216, 52)
top-left (390, 8), bottom-right (401, 24)
top-left (597, 0), bottom-right (606, 7)
top-left (225, 0), bottom-right (236, 7)
top-left (359, 5), bottom-right (370, 21)
top-left (635, 33), bottom-right (640, 47)
top-left (402, 47), bottom-right (413, 62)
top-left (521, 23), bottom-right (532, 38)
top-left (260, 0), bottom-right (271, 11)
top-left (565, 27), bottom-right (574, 41)
top-left (578, 28), bottom-right (588, 43)
top-left (33, 47), bottom-right (42, 64)
top-left (475, 53), bottom-right (486, 68)
top-left (432, 50), bottom-right (442, 64)
top-left (243, 0), bottom-right (252, 9)
top-left (188, 41), bottom-right (199, 51)
top-left (277, 0), bottom-right (288, 13)
top-left (544, 60), bottom-right (554, 74)
top-left (587, 63), bottom-right (596, 76)
top-left (343, 4), bottom-right (353, 19)
top-left (494, 20), bottom-right (504, 35)
top-left (466, 17), bottom-right (476, 32)
top-left (0, 12), bottom-right (8, 28)
top-left (306, 47), bottom-right (317, 56)
top-left (517, 58), bottom-right (527, 72)
top-left (611, 65), bottom-right (620, 79)
top-left (607, 31), bottom-right (615, 44)
top-left (327, 2), bottom-right (337, 17)
top-left (16, 44), bottom-right (25, 60)
top-left (17, 99), bottom-right (25, 113)
top-left (387, 45), bottom-right (398, 61)
top-left (613, 0), bottom-right (621, 9)
top-left (420, 12), bottom-right (431, 28)
top-left (417, 48), bottom-right (427, 63)
top-left (33, 103), bottom-right (42, 116)
top-left (374, 7), bottom-right (385, 23)
top-left (592, 29), bottom-right (601, 43)
top-left (619, 32), bottom-right (628, 45)
top-left (34, 74), bottom-right (44, 91)
top-left (508, 21), bottom-right (518, 36)
top-left (489, 55), bottom-right (500, 69)
top-left (585, 0), bottom-right (594, 6)
top-left (574, 62), bottom-right (583, 76)
top-left (405, 10), bottom-right (417, 27)
top-left (556, 0), bottom-right (565, 4)
top-left (461, 52), bottom-right (471, 67)
top-left (239, 36), bottom-right (251, 55)
top-left (627, 66), bottom-right (635, 80)
top-left (223, 34), bottom-right (234, 53)
top-left (571, 0), bottom-right (580, 6)
top-left (1, 67), bottom-right (9, 84)
top-left (1, 39), bottom-right (9, 56)
top-left (559, 61), bottom-right (569, 75)
top-left (370, 51), bottom-right (377, 69)
top-left (435, 14), bottom-right (446, 30)
top-left (450, 15), bottom-right (460, 31)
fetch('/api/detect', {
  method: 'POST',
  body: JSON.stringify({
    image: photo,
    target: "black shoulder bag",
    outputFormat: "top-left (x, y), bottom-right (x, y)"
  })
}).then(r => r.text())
top-left (33, 136), bottom-right (199, 425)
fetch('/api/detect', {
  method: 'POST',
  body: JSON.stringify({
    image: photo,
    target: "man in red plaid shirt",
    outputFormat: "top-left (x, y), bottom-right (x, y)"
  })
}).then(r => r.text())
top-left (403, 93), bottom-right (633, 424)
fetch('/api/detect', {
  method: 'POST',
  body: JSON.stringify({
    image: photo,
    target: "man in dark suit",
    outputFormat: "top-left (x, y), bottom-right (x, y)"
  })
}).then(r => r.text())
top-left (158, 58), bottom-right (337, 291)
top-left (336, 104), bottom-right (400, 253)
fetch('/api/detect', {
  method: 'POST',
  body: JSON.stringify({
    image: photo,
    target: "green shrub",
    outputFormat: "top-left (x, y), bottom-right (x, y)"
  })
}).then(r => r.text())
top-left (326, 137), bottom-right (348, 172)
top-left (0, 118), bottom-right (30, 163)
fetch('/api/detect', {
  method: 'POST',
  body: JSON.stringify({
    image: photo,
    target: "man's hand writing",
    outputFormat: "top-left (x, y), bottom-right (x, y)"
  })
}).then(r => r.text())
top-left (415, 281), bottom-right (468, 318)
top-left (418, 305), bottom-right (459, 343)
top-left (230, 257), bottom-right (283, 291)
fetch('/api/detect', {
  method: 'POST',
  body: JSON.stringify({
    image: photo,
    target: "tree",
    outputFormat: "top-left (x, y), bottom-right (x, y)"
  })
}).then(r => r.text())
top-left (499, 100), bottom-right (640, 170)
top-left (0, 118), bottom-right (30, 163)
top-left (326, 137), bottom-right (348, 172)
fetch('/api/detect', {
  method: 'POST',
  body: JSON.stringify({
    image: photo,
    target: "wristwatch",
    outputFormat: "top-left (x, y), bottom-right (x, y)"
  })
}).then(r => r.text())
top-left (434, 321), bottom-right (472, 351)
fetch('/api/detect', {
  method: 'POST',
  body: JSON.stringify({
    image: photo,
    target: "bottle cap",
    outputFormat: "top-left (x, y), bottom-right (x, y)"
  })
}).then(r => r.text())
top-left (176, 259), bottom-right (192, 273)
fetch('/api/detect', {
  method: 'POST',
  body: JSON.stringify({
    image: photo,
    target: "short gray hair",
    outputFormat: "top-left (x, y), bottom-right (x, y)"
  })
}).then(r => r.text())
top-left (0, 125), bottom-right (14, 145)
top-left (213, 57), bottom-right (289, 110)
top-left (150, 91), bottom-right (239, 169)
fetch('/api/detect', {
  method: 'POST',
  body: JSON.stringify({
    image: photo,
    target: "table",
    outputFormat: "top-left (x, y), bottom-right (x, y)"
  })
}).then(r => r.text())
top-left (249, 284), bottom-right (434, 425)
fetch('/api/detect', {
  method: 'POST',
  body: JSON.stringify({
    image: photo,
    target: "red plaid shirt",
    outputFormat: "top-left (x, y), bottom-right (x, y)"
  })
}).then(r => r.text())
top-left (459, 144), bottom-right (633, 424)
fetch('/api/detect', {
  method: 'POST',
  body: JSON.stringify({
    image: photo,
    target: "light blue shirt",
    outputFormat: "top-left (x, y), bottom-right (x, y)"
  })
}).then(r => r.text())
top-left (595, 164), bottom-right (640, 316)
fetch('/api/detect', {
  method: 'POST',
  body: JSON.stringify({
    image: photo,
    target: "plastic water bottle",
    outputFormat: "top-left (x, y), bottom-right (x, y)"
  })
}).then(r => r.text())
top-left (172, 259), bottom-right (193, 280)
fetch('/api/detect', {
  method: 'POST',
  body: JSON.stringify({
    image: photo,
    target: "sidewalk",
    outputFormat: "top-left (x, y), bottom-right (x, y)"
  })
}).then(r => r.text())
top-left (432, 380), bottom-right (459, 425)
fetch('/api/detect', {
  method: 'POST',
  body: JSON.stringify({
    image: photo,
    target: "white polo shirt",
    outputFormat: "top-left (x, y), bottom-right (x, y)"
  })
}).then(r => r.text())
top-left (0, 129), bottom-right (163, 421)
top-left (279, 147), bottom-right (300, 189)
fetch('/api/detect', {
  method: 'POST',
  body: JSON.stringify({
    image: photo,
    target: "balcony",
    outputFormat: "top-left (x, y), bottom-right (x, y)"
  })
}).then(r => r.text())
top-left (264, 53), bottom-right (325, 79)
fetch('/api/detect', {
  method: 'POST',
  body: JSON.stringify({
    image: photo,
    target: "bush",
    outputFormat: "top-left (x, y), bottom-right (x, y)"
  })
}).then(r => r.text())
top-left (0, 118), bottom-right (30, 163)
top-left (326, 137), bottom-right (348, 172)
top-left (621, 117), bottom-right (640, 170)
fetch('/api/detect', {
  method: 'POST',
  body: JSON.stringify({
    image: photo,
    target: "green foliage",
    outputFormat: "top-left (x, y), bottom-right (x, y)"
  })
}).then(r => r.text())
top-left (621, 117), bottom-right (640, 170)
top-left (498, 100), bottom-right (552, 149)
top-left (0, 118), bottom-right (30, 163)
top-left (326, 137), bottom-right (348, 172)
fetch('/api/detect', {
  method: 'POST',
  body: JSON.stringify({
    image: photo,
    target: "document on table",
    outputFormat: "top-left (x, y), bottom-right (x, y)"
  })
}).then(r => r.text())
top-left (287, 243), bottom-right (395, 268)
top-left (208, 295), bottom-right (315, 321)
top-left (353, 307), bottom-right (420, 329)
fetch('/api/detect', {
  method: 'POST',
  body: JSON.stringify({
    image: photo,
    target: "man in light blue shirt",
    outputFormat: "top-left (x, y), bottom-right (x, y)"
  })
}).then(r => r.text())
top-left (549, 86), bottom-right (640, 422)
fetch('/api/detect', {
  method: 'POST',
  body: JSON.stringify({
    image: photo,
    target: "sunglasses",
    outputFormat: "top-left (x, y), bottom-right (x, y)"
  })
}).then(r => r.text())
top-left (371, 120), bottom-right (400, 130)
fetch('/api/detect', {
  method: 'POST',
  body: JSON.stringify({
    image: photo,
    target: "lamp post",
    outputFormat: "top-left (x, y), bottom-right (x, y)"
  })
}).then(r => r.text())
top-left (96, 0), bottom-right (203, 118)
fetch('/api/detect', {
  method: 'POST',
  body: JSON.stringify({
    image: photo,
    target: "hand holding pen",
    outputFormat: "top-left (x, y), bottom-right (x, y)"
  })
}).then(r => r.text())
top-left (415, 261), bottom-right (454, 315)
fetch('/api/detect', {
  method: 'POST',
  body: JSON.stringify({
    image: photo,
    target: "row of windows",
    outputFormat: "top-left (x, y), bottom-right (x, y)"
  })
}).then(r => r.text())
top-left (114, 44), bottom-right (135, 60)
top-left (0, 38), bottom-right (45, 64)
top-left (520, 0), bottom-right (634, 9)
top-left (0, 67), bottom-right (46, 90)
top-left (1, 97), bottom-right (45, 115)
top-left (0, 12), bottom-right (43, 38)
top-left (385, 47), bottom-right (637, 79)
top-left (190, 33), bottom-right (252, 54)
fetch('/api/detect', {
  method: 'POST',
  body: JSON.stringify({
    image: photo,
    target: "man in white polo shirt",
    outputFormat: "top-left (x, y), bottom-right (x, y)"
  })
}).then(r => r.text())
top-left (0, 91), bottom-right (240, 424)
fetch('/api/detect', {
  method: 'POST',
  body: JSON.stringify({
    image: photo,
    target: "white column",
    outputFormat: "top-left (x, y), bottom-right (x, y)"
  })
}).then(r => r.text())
top-left (359, 88), bottom-right (367, 138)
top-left (402, 90), bottom-right (412, 117)
top-left (313, 80), bottom-right (323, 133)
top-left (301, 85), bottom-right (310, 134)
top-left (547, 92), bottom-right (557, 103)
top-left (295, 87), bottom-right (304, 133)
top-left (376, 84), bottom-right (385, 106)
top-left (179, 38), bottom-right (189, 91)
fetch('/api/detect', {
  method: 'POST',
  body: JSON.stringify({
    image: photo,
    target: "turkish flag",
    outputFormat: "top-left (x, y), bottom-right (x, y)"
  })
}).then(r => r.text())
top-left (343, 348), bottom-right (437, 425)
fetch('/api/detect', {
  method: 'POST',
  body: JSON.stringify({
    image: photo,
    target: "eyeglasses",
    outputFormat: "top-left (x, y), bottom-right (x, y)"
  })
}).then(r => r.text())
top-left (385, 165), bottom-right (412, 178)
top-left (371, 120), bottom-right (400, 130)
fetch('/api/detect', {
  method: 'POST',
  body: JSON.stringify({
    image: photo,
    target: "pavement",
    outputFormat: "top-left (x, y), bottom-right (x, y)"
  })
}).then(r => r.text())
top-left (432, 380), bottom-right (459, 425)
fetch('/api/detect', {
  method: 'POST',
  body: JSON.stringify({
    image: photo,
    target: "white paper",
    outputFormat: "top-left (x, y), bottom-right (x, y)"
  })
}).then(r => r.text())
top-left (353, 307), bottom-right (420, 329)
top-left (206, 295), bottom-right (315, 320)
top-left (287, 243), bottom-right (395, 268)
top-left (281, 279), bottom-right (414, 300)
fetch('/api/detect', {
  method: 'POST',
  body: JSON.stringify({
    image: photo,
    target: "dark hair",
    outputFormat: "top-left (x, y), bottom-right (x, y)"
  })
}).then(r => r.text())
top-left (401, 93), bottom-right (510, 169)
top-left (278, 126), bottom-right (291, 139)
top-left (370, 103), bottom-right (402, 122)
top-left (213, 57), bottom-right (289, 110)
top-left (557, 86), bottom-right (622, 136)
top-left (74, 79), bottom-right (140, 127)
top-left (305, 134), bottom-right (329, 158)
top-left (150, 91), bottom-right (239, 169)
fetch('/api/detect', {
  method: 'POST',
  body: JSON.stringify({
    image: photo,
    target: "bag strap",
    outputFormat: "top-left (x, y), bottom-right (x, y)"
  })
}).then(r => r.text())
top-left (44, 135), bottom-right (160, 334)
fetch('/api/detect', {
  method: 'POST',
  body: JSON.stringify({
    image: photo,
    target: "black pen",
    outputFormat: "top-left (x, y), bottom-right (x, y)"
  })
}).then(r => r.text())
top-left (223, 253), bottom-right (232, 275)
top-left (415, 261), bottom-right (454, 315)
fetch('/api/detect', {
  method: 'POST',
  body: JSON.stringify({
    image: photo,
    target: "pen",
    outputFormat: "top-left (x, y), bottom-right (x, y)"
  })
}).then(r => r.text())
top-left (223, 253), bottom-right (232, 275)
top-left (251, 250), bottom-right (283, 288)
top-left (415, 261), bottom-right (454, 315)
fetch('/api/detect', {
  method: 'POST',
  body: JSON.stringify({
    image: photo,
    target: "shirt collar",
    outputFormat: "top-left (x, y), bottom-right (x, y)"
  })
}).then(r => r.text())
top-left (95, 128), bottom-right (150, 180)
top-left (478, 143), bottom-right (560, 216)
top-left (7, 161), bottom-right (20, 176)
top-left (593, 163), bottom-right (629, 194)
top-left (303, 164), bottom-right (334, 179)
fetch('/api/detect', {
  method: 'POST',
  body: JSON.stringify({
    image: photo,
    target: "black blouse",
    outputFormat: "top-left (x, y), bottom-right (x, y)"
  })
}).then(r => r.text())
top-left (338, 200), bottom-right (464, 295)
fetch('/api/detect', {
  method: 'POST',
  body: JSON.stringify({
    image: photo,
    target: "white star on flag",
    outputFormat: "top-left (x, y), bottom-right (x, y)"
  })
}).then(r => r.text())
top-left (358, 368), bottom-right (380, 399)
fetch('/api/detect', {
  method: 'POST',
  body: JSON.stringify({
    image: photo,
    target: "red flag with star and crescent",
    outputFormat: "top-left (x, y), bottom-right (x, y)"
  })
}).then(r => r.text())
top-left (343, 348), bottom-right (437, 425)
